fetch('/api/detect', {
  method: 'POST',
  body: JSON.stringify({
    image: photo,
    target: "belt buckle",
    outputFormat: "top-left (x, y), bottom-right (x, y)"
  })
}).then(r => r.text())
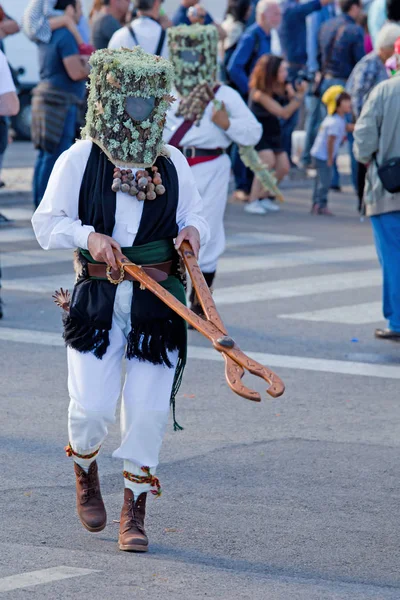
top-left (106, 265), bottom-right (125, 285)
top-left (184, 146), bottom-right (196, 159)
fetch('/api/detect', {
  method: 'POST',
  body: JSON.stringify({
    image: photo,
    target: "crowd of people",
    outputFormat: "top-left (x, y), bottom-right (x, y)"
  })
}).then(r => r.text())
top-left (0, 0), bottom-right (399, 335)
top-left (0, 0), bottom-right (397, 213)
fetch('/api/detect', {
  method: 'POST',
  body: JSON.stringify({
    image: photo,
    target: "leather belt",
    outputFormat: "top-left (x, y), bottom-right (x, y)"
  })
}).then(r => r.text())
top-left (180, 146), bottom-right (225, 159)
top-left (87, 260), bottom-right (173, 284)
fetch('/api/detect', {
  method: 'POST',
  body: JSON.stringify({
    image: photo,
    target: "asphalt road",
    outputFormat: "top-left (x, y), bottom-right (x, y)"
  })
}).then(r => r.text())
top-left (1, 143), bottom-right (400, 600)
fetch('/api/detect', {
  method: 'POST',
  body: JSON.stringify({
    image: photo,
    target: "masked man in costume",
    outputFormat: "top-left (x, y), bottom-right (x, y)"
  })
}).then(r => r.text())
top-left (32, 47), bottom-right (209, 552)
top-left (164, 24), bottom-right (262, 315)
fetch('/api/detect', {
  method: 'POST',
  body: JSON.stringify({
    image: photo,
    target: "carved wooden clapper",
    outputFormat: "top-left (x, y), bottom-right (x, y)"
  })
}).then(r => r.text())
top-left (116, 242), bottom-right (285, 402)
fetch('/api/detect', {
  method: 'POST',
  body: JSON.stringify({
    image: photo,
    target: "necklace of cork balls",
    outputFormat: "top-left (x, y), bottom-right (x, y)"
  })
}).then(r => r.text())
top-left (112, 165), bottom-right (165, 201)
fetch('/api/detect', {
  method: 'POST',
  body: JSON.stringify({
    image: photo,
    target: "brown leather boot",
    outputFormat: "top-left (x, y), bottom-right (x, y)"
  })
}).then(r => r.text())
top-left (118, 489), bottom-right (148, 552)
top-left (74, 461), bottom-right (107, 532)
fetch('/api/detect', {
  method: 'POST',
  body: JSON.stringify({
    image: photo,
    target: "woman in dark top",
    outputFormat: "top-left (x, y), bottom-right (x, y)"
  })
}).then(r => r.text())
top-left (245, 54), bottom-right (306, 214)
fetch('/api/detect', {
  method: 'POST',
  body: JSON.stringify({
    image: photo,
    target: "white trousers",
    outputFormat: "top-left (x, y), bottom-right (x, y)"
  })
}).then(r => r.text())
top-left (67, 281), bottom-right (178, 496)
top-left (193, 154), bottom-right (231, 274)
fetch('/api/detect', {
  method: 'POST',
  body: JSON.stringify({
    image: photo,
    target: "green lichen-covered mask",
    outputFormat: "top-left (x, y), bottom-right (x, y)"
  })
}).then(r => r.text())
top-left (167, 24), bottom-right (219, 98)
top-left (82, 47), bottom-right (175, 167)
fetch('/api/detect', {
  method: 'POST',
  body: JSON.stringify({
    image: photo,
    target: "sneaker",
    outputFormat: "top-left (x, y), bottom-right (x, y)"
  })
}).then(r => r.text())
top-left (0, 213), bottom-right (12, 226)
top-left (244, 201), bottom-right (267, 215)
top-left (260, 198), bottom-right (280, 212)
top-left (310, 204), bottom-right (319, 214)
top-left (318, 207), bottom-right (335, 216)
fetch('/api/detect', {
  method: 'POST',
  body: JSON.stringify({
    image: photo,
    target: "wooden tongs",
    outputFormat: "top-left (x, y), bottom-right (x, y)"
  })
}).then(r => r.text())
top-left (115, 241), bottom-right (285, 401)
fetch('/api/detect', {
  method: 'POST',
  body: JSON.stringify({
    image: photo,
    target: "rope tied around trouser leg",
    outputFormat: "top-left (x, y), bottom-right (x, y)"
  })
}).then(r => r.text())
top-left (64, 443), bottom-right (100, 460)
top-left (123, 467), bottom-right (162, 497)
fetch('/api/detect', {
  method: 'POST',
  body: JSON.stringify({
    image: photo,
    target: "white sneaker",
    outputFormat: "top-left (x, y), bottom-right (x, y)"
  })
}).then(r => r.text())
top-left (260, 198), bottom-right (280, 212)
top-left (244, 201), bottom-right (267, 215)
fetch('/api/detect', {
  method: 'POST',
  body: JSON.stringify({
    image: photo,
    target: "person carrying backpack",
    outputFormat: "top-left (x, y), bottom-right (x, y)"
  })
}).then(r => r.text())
top-left (108, 0), bottom-right (168, 58)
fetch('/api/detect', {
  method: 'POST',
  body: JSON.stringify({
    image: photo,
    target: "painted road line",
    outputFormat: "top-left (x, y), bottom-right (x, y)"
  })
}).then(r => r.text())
top-left (0, 207), bottom-right (34, 221)
top-left (2, 244), bottom-right (376, 273)
top-left (214, 269), bottom-right (381, 305)
top-left (0, 327), bottom-right (64, 346)
top-left (1, 227), bottom-right (36, 242)
top-left (187, 346), bottom-right (400, 381)
top-left (0, 327), bottom-right (399, 380)
top-left (279, 301), bottom-right (383, 325)
top-left (0, 566), bottom-right (99, 593)
top-left (225, 232), bottom-right (312, 247)
top-left (218, 245), bottom-right (377, 274)
top-left (2, 249), bottom-right (73, 269)
top-left (3, 268), bottom-right (381, 299)
top-left (3, 274), bottom-right (74, 293)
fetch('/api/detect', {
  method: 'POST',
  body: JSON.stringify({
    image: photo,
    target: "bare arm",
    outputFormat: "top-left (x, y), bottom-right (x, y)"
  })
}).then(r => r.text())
top-left (326, 135), bottom-right (336, 167)
top-left (0, 17), bottom-right (20, 39)
top-left (48, 15), bottom-right (83, 45)
top-left (253, 90), bottom-right (302, 120)
top-left (63, 55), bottom-right (90, 81)
top-left (0, 91), bottom-right (19, 116)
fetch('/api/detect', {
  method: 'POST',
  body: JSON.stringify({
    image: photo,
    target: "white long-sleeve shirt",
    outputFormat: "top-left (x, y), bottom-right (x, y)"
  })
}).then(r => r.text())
top-left (164, 85), bottom-right (262, 149)
top-left (32, 140), bottom-right (210, 251)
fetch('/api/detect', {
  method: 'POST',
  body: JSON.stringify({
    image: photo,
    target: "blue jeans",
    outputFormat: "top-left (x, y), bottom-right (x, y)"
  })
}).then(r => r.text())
top-left (302, 93), bottom-right (324, 165)
top-left (281, 110), bottom-right (298, 165)
top-left (313, 158), bottom-right (332, 208)
top-left (371, 212), bottom-right (400, 333)
top-left (33, 104), bottom-right (77, 208)
top-left (231, 143), bottom-right (253, 193)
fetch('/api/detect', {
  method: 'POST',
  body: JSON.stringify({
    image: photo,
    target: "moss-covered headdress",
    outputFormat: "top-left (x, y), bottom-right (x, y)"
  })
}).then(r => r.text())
top-left (82, 47), bottom-right (175, 167)
top-left (167, 24), bottom-right (218, 98)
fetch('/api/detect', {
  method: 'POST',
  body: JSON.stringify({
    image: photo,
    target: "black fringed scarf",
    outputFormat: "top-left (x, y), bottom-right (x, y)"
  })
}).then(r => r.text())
top-left (63, 143), bottom-right (187, 428)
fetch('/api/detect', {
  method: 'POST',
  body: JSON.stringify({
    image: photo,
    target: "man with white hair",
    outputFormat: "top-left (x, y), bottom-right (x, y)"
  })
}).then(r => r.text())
top-left (227, 0), bottom-right (281, 201)
top-left (346, 23), bottom-right (400, 118)
top-left (353, 39), bottom-right (400, 342)
top-left (346, 22), bottom-right (400, 209)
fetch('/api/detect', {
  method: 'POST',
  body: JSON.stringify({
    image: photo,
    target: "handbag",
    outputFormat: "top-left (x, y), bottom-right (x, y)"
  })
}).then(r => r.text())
top-left (375, 155), bottom-right (400, 193)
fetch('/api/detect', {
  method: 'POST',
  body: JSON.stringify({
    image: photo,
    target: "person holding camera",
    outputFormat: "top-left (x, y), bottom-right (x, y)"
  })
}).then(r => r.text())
top-left (245, 54), bottom-right (306, 215)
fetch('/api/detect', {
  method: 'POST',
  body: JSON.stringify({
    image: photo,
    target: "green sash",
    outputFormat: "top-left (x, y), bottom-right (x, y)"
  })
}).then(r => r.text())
top-left (80, 239), bottom-right (187, 431)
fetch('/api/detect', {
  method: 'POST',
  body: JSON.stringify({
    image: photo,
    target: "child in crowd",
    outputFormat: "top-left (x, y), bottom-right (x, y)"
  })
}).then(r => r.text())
top-left (22, 0), bottom-right (93, 54)
top-left (310, 86), bottom-right (353, 216)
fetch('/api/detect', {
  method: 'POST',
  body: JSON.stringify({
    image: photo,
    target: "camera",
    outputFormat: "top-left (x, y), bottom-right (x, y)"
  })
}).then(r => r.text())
top-left (188, 6), bottom-right (199, 18)
top-left (293, 69), bottom-right (314, 89)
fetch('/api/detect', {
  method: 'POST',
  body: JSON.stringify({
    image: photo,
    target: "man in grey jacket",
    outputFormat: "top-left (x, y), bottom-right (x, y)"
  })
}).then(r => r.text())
top-left (353, 70), bottom-right (400, 342)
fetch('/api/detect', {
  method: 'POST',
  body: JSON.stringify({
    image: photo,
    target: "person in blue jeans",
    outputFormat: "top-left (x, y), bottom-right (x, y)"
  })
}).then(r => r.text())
top-left (278, 0), bottom-right (334, 165)
top-left (310, 88), bottom-right (352, 215)
top-left (354, 70), bottom-right (400, 341)
top-left (31, 0), bottom-right (89, 207)
top-left (227, 0), bottom-right (282, 199)
top-left (301, 3), bottom-right (335, 167)
top-left (33, 104), bottom-right (78, 207)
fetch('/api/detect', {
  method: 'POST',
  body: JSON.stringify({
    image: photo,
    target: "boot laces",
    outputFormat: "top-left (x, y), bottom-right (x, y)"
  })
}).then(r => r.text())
top-left (79, 472), bottom-right (98, 502)
top-left (127, 498), bottom-right (145, 534)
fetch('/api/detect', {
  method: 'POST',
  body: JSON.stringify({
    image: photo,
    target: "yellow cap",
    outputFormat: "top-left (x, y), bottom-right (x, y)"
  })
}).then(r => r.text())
top-left (321, 84), bottom-right (345, 115)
